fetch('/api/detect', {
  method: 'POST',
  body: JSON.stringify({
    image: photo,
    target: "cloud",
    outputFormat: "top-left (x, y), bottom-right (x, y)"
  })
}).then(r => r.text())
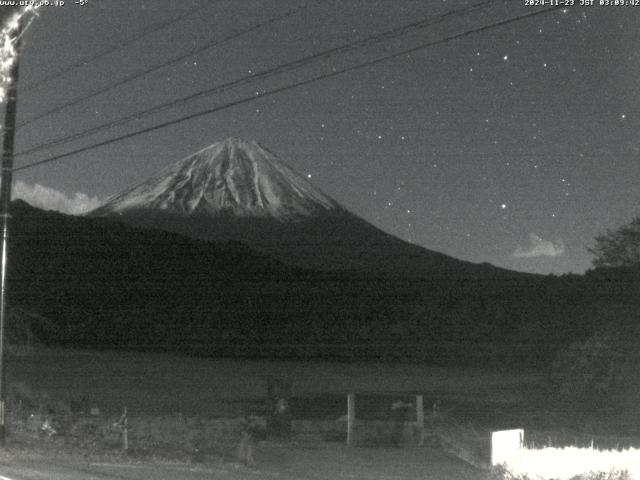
top-left (513, 233), bottom-right (565, 258)
top-left (12, 181), bottom-right (102, 215)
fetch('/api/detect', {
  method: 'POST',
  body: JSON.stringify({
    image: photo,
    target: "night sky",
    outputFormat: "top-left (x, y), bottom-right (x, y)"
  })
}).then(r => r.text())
top-left (6, 0), bottom-right (640, 275)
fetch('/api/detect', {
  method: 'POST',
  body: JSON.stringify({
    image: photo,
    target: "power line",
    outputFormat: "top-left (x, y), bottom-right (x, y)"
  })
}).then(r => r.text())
top-left (22, 2), bottom-right (211, 93)
top-left (14, 5), bottom-right (563, 174)
top-left (16, 0), bottom-right (496, 157)
top-left (17, 4), bottom-right (307, 128)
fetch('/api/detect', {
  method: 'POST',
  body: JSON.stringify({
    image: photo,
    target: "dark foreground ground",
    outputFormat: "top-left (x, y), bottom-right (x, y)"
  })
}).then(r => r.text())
top-left (0, 442), bottom-right (483, 480)
top-left (0, 348), bottom-right (557, 480)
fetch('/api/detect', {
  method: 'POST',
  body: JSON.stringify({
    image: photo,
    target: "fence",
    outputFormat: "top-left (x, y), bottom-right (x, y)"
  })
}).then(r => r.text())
top-left (344, 392), bottom-right (425, 446)
top-left (257, 385), bottom-right (429, 447)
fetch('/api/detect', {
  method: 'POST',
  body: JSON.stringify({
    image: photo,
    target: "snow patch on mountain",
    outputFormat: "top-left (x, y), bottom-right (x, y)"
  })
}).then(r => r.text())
top-left (92, 138), bottom-right (340, 220)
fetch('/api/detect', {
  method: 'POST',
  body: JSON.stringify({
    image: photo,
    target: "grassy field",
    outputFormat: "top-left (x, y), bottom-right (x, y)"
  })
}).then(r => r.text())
top-left (4, 348), bottom-right (543, 418)
top-left (0, 348), bottom-right (554, 480)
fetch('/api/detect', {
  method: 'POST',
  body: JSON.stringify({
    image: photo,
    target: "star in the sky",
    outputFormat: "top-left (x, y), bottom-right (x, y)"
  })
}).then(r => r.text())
top-left (20, 0), bottom-right (639, 276)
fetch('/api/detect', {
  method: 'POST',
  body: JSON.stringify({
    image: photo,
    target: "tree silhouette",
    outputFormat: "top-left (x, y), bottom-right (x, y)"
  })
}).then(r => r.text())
top-left (589, 216), bottom-right (640, 268)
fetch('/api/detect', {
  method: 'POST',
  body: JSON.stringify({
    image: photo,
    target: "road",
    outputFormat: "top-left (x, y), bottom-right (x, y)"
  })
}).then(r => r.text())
top-left (0, 459), bottom-right (217, 480)
top-left (0, 442), bottom-right (485, 479)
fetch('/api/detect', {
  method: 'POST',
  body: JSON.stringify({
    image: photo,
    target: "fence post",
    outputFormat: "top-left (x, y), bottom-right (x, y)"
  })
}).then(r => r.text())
top-left (115, 407), bottom-right (128, 451)
top-left (347, 393), bottom-right (355, 446)
top-left (416, 395), bottom-right (424, 446)
top-left (123, 424), bottom-right (128, 451)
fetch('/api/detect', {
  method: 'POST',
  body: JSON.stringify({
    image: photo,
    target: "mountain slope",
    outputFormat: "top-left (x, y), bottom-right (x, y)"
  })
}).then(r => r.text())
top-left (90, 138), bottom-right (506, 277)
top-left (6, 200), bottom-right (575, 365)
top-left (91, 138), bottom-right (338, 220)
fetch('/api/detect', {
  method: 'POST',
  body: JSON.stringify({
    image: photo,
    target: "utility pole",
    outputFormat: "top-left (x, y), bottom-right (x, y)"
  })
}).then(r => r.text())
top-left (0, 16), bottom-right (23, 446)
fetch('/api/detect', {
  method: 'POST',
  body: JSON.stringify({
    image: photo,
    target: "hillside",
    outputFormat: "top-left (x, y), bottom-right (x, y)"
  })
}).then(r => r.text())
top-left (2, 200), bottom-right (590, 365)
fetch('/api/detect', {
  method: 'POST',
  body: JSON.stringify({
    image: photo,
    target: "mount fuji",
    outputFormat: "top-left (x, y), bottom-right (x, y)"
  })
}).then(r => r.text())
top-left (90, 138), bottom-right (503, 277)
top-left (92, 138), bottom-right (339, 220)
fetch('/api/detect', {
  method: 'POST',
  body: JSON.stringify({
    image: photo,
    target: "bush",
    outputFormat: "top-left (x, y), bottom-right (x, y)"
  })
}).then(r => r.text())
top-left (548, 330), bottom-right (640, 429)
top-left (7, 381), bottom-right (70, 415)
top-left (488, 464), bottom-right (632, 480)
top-left (551, 334), bottom-right (625, 399)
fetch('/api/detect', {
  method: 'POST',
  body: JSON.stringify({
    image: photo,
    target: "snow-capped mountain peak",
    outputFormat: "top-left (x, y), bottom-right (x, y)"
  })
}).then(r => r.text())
top-left (92, 138), bottom-right (339, 220)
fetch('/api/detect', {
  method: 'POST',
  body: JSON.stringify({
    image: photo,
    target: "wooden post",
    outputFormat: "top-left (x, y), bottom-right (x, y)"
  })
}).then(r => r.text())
top-left (416, 395), bottom-right (424, 446)
top-left (347, 393), bottom-right (355, 446)
top-left (116, 407), bottom-right (128, 451)
top-left (122, 425), bottom-right (128, 451)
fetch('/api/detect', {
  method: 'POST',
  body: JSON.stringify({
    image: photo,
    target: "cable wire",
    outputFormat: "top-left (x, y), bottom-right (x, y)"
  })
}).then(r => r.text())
top-left (17, 5), bottom-right (307, 129)
top-left (22, 2), bottom-right (211, 93)
top-left (16, 0), bottom-right (496, 157)
top-left (14, 5), bottom-right (563, 173)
